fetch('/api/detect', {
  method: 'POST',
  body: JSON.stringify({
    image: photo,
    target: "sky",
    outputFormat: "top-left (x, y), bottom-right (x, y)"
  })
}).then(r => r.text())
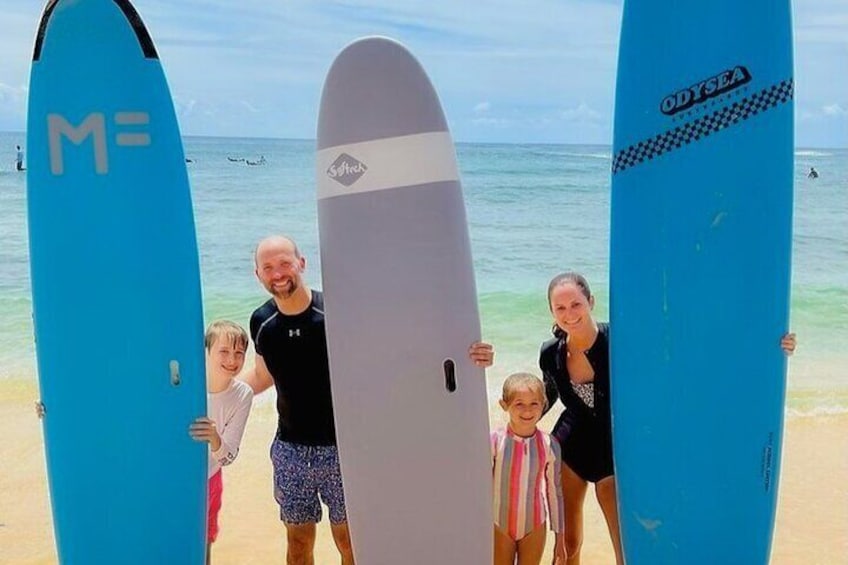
top-left (0, 0), bottom-right (845, 146)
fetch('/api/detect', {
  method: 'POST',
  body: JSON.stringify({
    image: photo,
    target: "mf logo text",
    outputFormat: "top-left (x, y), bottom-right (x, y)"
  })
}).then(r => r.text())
top-left (47, 112), bottom-right (152, 175)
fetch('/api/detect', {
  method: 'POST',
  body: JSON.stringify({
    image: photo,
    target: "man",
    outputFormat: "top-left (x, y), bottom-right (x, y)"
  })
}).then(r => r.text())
top-left (15, 145), bottom-right (24, 171)
top-left (243, 235), bottom-right (354, 565)
top-left (242, 235), bottom-right (494, 564)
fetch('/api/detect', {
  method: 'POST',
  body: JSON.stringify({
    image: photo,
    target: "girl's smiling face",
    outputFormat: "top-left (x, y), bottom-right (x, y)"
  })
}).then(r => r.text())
top-left (500, 388), bottom-right (544, 437)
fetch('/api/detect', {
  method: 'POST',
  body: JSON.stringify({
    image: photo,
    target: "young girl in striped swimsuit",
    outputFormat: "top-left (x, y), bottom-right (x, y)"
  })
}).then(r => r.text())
top-left (492, 373), bottom-right (566, 564)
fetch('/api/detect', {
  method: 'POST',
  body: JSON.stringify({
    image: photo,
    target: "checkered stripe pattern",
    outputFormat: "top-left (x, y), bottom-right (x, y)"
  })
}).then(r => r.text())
top-left (612, 79), bottom-right (793, 174)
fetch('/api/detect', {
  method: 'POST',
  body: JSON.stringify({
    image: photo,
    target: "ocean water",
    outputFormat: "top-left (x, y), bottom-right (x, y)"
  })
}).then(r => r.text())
top-left (1, 132), bottom-right (845, 416)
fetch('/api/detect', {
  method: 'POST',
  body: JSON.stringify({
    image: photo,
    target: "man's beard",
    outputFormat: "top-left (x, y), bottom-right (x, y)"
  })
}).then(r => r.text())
top-left (272, 278), bottom-right (298, 298)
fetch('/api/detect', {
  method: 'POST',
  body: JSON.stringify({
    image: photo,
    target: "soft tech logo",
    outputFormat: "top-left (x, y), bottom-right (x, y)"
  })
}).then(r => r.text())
top-left (660, 65), bottom-right (752, 116)
top-left (327, 153), bottom-right (368, 187)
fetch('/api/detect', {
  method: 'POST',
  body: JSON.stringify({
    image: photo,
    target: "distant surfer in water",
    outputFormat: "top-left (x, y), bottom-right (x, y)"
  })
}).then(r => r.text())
top-left (15, 145), bottom-right (25, 171)
top-left (246, 155), bottom-right (266, 166)
top-left (808, 167), bottom-right (819, 179)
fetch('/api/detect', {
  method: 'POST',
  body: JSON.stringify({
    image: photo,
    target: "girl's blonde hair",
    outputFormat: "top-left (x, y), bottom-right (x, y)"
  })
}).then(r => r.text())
top-left (501, 372), bottom-right (548, 409)
top-left (204, 320), bottom-right (249, 351)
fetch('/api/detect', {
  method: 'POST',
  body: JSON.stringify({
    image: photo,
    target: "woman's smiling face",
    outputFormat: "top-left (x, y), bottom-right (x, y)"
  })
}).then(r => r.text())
top-left (549, 280), bottom-right (595, 335)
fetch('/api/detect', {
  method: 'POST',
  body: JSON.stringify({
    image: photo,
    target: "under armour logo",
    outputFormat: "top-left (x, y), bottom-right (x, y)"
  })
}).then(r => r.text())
top-left (288, 329), bottom-right (301, 337)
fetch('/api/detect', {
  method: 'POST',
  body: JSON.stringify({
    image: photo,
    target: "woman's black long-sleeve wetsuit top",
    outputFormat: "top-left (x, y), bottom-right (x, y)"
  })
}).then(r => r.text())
top-left (539, 322), bottom-right (614, 482)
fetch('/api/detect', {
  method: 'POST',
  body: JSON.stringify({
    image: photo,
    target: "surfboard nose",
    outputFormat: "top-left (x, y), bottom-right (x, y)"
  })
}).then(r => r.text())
top-left (33, 0), bottom-right (158, 63)
top-left (317, 36), bottom-right (449, 149)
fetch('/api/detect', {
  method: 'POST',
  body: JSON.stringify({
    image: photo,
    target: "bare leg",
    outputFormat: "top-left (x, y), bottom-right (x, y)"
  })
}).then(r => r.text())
top-left (595, 476), bottom-right (624, 565)
top-left (330, 522), bottom-right (355, 565)
top-left (284, 522), bottom-right (317, 565)
top-left (516, 523), bottom-right (547, 565)
top-left (494, 526), bottom-right (517, 565)
top-left (562, 463), bottom-right (589, 565)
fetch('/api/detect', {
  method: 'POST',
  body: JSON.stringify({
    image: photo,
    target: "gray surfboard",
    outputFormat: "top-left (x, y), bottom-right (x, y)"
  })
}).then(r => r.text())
top-left (316, 37), bottom-right (492, 563)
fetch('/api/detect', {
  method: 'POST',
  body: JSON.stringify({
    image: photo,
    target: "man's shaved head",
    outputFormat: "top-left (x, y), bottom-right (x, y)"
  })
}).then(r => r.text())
top-left (254, 235), bottom-right (300, 266)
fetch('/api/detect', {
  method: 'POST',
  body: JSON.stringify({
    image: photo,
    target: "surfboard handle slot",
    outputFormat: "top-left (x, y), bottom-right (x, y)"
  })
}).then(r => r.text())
top-left (443, 359), bottom-right (457, 393)
top-left (169, 360), bottom-right (181, 386)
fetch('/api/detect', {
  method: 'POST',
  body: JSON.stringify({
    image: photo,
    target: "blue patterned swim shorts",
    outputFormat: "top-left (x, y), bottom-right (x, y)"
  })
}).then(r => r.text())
top-left (270, 439), bottom-right (348, 525)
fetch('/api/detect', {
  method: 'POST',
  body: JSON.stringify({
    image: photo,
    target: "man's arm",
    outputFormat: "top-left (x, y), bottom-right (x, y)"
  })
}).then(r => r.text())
top-left (240, 353), bottom-right (274, 394)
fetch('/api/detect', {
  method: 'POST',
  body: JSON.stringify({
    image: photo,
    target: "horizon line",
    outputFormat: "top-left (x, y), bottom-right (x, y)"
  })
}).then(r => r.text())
top-left (1, 130), bottom-right (846, 151)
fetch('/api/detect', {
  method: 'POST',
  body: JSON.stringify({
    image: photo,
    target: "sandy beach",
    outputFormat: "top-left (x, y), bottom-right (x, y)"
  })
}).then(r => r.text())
top-left (1, 377), bottom-right (846, 564)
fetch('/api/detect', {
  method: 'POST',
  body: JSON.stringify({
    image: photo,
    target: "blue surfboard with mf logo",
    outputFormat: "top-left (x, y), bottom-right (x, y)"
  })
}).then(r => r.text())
top-left (26, 1), bottom-right (206, 562)
top-left (610, 1), bottom-right (794, 563)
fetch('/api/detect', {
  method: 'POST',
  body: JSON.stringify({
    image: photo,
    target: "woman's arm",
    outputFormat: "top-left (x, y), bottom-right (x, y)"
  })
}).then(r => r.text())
top-left (540, 344), bottom-right (561, 416)
top-left (545, 437), bottom-right (565, 535)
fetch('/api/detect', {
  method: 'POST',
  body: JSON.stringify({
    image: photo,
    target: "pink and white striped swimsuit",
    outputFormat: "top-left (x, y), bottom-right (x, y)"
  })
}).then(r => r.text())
top-left (491, 427), bottom-right (564, 540)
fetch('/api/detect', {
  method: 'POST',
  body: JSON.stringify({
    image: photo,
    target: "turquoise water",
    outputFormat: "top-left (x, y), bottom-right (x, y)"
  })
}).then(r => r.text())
top-left (1, 132), bottom-right (845, 415)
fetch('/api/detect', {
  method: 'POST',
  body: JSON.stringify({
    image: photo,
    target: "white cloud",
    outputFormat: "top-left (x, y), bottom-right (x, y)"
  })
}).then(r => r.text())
top-left (799, 109), bottom-right (818, 121)
top-left (799, 103), bottom-right (848, 121)
top-left (241, 100), bottom-right (261, 113)
top-left (822, 104), bottom-right (847, 117)
top-left (797, 103), bottom-right (848, 147)
top-left (560, 102), bottom-right (602, 124)
top-left (0, 82), bottom-right (27, 131)
top-left (0, 83), bottom-right (27, 102)
top-left (173, 97), bottom-right (197, 115)
top-left (795, 1), bottom-right (848, 45)
top-left (473, 101), bottom-right (491, 114)
top-left (472, 116), bottom-right (510, 126)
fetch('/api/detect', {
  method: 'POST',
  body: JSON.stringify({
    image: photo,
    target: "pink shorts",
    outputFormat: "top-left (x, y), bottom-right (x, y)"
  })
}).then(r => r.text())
top-left (208, 470), bottom-right (223, 543)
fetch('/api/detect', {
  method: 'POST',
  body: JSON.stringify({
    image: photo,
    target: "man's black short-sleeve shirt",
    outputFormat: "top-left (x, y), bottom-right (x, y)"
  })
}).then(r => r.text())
top-left (250, 291), bottom-right (336, 446)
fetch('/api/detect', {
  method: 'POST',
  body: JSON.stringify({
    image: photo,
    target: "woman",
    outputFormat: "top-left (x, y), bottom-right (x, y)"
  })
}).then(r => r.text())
top-left (539, 272), bottom-right (795, 564)
top-left (539, 272), bottom-right (621, 565)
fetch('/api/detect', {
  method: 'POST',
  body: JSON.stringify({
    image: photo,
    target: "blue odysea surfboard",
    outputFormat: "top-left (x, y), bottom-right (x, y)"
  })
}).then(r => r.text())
top-left (610, 1), bottom-right (793, 563)
top-left (316, 37), bottom-right (492, 564)
top-left (26, 1), bottom-right (206, 562)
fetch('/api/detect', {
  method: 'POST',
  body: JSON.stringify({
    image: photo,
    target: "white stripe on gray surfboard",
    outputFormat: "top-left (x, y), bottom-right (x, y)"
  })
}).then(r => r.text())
top-left (316, 131), bottom-right (459, 200)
